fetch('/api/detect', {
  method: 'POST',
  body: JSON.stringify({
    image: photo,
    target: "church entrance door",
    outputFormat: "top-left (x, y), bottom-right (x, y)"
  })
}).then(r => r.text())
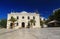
top-left (22, 22), bottom-right (25, 28)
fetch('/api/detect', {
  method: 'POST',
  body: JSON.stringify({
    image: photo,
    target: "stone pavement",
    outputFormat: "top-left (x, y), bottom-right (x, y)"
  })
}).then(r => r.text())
top-left (0, 28), bottom-right (60, 39)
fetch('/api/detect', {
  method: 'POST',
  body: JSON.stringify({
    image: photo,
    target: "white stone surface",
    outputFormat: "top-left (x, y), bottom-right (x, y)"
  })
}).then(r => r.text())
top-left (0, 28), bottom-right (60, 39)
top-left (7, 11), bottom-right (40, 29)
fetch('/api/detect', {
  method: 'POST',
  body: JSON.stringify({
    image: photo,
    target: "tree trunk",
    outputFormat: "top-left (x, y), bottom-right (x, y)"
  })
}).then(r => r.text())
top-left (31, 23), bottom-right (33, 28)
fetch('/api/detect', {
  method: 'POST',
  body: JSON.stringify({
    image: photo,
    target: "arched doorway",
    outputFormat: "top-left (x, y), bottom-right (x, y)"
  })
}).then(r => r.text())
top-left (22, 22), bottom-right (25, 28)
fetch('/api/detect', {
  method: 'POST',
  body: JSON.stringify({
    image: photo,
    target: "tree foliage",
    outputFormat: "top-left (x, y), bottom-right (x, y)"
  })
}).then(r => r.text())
top-left (40, 20), bottom-right (43, 26)
top-left (9, 16), bottom-right (17, 23)
top-left (46, 8), bottom-right (60, 24)
top-left (53, 9), bottom-right (60, 21)
top-left (0, 19), bottom-right (7, 28)
top-left (30, 19), bottom-right (36, 26)
top-left (9, 16), bottom-right (17, 29)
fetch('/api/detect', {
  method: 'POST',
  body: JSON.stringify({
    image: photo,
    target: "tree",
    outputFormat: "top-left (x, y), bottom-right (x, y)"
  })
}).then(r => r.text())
top-left (40, 18), bottom-right (46, 28)
top-left (53, 9), bottom-right (60, 21)
top-left (0, 19), bottom-right (7, 28)
top-left (29, 19), bottom-right (36, 27)
top-left (40, 20), bottom-right (44, 28)
top-left (8, 16), bottom-right (17, 29)
top-left (46, 8), bottom-right (60, 24)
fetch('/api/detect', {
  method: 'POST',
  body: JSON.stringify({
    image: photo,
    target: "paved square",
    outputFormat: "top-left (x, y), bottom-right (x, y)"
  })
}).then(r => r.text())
top-left (0, 28), bottom-right (60, 39)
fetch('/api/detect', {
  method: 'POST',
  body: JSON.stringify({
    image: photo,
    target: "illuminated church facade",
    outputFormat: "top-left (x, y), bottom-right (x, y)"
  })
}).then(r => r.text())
top-left (7, 11), bottom-right (41, 29)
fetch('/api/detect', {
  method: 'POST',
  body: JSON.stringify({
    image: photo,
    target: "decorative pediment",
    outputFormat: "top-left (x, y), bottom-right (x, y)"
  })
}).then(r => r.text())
top-left (20, 11), bottom-right (28, 14)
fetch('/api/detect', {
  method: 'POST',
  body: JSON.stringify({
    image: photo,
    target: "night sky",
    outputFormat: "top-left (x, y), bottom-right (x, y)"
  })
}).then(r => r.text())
top-left (0, 0), bottom-right (60, 19)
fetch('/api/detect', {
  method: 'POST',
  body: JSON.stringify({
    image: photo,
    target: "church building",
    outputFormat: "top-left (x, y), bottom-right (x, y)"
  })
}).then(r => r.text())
top-left (7, 11), bottom-right (41, 29)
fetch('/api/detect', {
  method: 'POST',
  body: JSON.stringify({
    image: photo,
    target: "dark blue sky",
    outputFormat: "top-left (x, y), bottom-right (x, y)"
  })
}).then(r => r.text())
top-left (0, 0), bottom-right (60, 19)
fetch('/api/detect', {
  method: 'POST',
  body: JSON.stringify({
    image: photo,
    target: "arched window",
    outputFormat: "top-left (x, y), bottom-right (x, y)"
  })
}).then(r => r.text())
top-left (22, 16), bottom-right (24, 19)
top-left (17, 16), bottom-right (19, 19)
top-left (33, 16), bottom-right (35, 19)
top-left (28, 16), bottom-right (30, 19)
top-left (10, 23), bottom-right (13, 28)
top-left (10, 23), bottom-right (13, 26)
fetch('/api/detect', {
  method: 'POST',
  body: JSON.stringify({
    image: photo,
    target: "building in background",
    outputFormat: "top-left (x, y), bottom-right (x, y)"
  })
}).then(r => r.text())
top-left (7, 11), bottom-right (41, 29)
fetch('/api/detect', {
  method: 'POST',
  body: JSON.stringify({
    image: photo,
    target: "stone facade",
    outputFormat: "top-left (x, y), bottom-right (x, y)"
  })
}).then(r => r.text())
top-left (7, 11), bottom-right (41, 29)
